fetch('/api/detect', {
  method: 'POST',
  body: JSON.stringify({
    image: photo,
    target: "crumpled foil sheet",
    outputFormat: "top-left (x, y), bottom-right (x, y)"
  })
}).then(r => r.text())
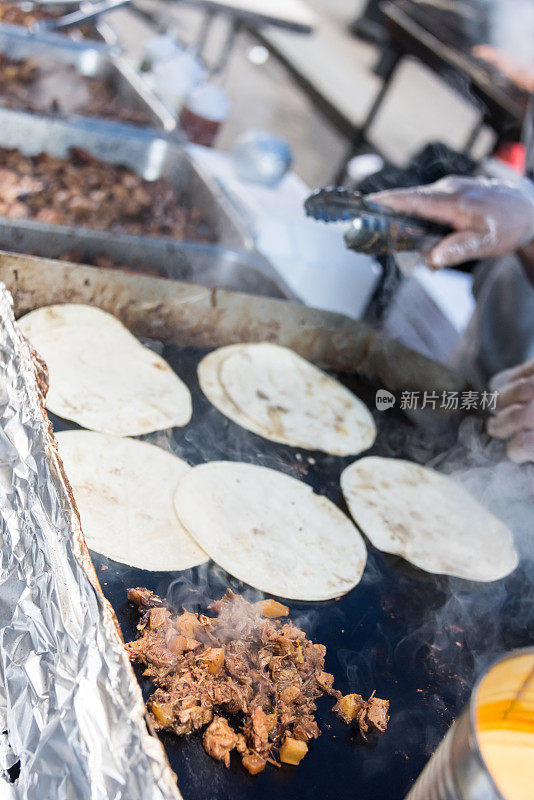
top-left (0, 284), bottom-right (181, 800)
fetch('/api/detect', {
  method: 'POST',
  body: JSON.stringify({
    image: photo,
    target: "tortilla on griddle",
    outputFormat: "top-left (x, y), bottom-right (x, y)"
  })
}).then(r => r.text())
top-left (57, 431), bottom-right (207, 571)
top-left (198, 344), bottom-right (269, 437)
top-left (341, 457), bottom-right (518, 582)
top-left (18, 303), bottom-right (129, 341)
top-left (19, 304), bottom-right (192, 436)
top-left (174, 461), bottom-right (367, 600)
top-left (199, 343), bottom-right (376, 456)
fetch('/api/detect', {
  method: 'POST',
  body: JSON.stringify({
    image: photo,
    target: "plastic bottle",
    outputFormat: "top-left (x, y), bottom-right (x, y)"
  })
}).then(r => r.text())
top-left (179, 82), bottom-right (230, 147)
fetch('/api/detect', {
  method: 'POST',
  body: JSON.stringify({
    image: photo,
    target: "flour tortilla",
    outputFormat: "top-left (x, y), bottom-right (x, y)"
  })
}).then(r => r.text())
top-left (200, 343), bottom-right (377, 456)
top-left (57, 431), bottom-right (207, 570)
top-left (198, 345), bottom-right (269, 438)
top-left (341, 457), bottom-right (518, 582)
top-left (18, 303), bottom-right (130, 342)
top-left (174, 461), bottom-right (367, 600)
top-left (19, 305), bottom-right (192, 436)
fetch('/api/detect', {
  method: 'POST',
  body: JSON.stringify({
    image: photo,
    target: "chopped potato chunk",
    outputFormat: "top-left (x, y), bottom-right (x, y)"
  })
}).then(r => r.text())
top-left (280, 737), bottom-right (308, 765)
top-left (264, 712), bottom-right (277, 732)
top-left (149, 607), bottom-right (168, 628)
top-left (338, 693), bottom-right (364, 722)
top-left (151, 701), bottom-right (174, 727)
top-left (169, 634), bottom-right (201, 653)
top-left (259, 599), bottom-right (289, 618)
top-left (242, 753), bottom-right (267, 775)
top-left (175, 611), bottom-right (199, 638)
top-left (203, 647), bottom-right (225, 675)
top-left (280, 685), bottom-right (300, 704)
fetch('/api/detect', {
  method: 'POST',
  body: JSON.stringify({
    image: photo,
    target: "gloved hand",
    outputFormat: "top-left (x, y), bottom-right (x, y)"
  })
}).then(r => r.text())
top-left (487, 359), bottom-right (534, 463)
top-left (368, 176), bottom-right (534, 268)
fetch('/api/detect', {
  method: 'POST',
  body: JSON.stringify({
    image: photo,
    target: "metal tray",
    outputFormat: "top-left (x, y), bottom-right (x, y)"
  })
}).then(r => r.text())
top-left (1, 252), bottom-right (530, 800)
top-left (0, 1), bottom-right (118, 44)
top-left (0, 17), bottom-right (119, 47)
top-left (0, 108), bottom-right (253, 251)
top-left (0, 26), bottom-right (176, 131)
top-left (0, 226), bottom-right (295, 299)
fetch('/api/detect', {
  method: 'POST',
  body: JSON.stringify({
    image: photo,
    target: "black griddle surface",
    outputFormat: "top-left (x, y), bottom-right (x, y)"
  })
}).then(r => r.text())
top-left (50, 342), bottom-right (534, 800)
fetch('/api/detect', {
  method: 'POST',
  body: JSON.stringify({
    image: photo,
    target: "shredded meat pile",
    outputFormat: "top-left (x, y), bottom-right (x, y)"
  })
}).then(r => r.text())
top-left (126, 588), bottom-right (389, 775)
top-left (0, 146), bottom-right (215, 242)
top-left (0, 54), bottom-right (153, 125)
top-left (0, 2), bottom-right (93, 36)
top-left (0, 2), bottom-right (54, 27)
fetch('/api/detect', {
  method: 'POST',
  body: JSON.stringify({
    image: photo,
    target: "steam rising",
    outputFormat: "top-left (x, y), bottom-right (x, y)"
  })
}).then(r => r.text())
top-left (379, 415), bottom-right (534, 713)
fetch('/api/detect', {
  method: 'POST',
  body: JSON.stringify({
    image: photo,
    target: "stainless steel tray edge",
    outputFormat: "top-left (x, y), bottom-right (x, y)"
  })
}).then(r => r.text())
top-left (0, 220), bottom-right (295, 300)
top-left (112, 54), bottom-right (177, 132)
top-left (184, 151), bottom-right (256, 252)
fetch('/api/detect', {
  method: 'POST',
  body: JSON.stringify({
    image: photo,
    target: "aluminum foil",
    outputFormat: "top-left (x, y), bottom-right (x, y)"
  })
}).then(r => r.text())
top-left (0, 284), bottom-right (181, 800)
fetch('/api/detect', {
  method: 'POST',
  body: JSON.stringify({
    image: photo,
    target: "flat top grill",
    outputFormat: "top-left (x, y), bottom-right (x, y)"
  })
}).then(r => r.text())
top-left (3, 253), bottom-right (531, 800)
top-left (48, 339), bottom-right (533, 800)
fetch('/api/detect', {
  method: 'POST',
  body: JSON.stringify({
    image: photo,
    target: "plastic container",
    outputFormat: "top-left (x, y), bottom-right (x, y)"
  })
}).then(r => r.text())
top-left (179, 83), bottom-right (230, 147)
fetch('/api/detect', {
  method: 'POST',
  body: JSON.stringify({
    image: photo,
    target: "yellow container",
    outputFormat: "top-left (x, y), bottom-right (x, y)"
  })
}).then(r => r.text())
top-left (404, 648), bottom-right (534, 800)
top-left (476, 650), bottom-right (534, 800)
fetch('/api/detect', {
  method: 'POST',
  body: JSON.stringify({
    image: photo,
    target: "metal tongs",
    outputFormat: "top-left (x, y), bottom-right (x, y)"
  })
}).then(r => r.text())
top-left (31, 0), bottom-right (130, 32)
top-left (305, 187), bottom-right (451, 256)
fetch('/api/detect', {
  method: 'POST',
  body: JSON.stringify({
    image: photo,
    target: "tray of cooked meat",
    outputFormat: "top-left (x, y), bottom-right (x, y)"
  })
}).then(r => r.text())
top-left (0, 26), bottom-right (176, 129)
top-left (0, 107), bottom-right (253, 252)
top-left (0, 0), bottom-right (112, 41)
